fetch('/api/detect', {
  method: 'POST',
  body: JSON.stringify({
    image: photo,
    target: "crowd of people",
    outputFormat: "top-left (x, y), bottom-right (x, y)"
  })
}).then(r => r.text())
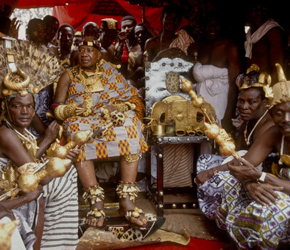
top-left (1, 0), bottom-right (290, 249)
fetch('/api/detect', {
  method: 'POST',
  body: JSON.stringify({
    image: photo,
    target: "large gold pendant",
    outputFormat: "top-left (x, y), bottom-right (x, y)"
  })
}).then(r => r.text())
top-left (79, 70), bottom-right (104, 93)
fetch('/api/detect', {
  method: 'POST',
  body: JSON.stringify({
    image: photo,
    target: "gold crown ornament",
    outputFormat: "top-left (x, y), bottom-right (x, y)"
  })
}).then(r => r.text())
top-left (237, 64), bottom-right (273, 99)
top-left (0, 37), bottom-right (62, 100)
top-left (268, 63), bottom-right (290, 108)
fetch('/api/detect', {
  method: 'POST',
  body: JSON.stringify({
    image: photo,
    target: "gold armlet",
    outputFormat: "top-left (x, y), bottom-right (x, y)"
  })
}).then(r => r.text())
top-left (54, 104), bottom-right (78, 120)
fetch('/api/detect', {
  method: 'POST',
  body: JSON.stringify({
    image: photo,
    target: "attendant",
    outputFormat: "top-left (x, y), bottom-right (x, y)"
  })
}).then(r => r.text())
top-left (43, 15), bottom-right (59, 47)
top-left (26, 19), bottom-right (55, 137)
top-left (98, 18), bottom-right (118, 63)
top-left (192, 11), bottom-right (242, 134)
top-left (0, 77), bottom-right (79, 249)
top-left (195, 65), bottom-right (274, 221)
top-left (114, 15), bottom-right (141, 79)
top-left (56, 24), bottom-right (75, 67)
top-left (130, 23), bottom-right (152, 89)
top-left (215, 63), bottom-right (290, 250)
top-left (145, 4), bottom-right (183, 62)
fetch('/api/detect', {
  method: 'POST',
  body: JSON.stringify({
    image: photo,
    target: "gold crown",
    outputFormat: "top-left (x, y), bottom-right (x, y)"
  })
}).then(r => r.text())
top-left (269, 63), bottom-right (290, 108)
top-left (238, 64), bottom-right (273, 99)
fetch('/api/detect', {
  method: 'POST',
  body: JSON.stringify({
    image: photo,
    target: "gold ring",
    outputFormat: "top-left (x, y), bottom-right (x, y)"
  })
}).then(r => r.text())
top-left (91, 218), bottom-right (97, 223)
top-left (142, 218), bottom-right (147, 223)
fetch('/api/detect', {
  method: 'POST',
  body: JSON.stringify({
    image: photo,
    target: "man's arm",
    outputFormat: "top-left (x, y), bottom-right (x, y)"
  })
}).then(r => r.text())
top-left (267, 27), bottom-right (286, 84)
top-left (0, 129), bottom-right (33, 166)
top-left (53, 70), bottom-right (71, 104)
top-left (222, 42), bottom-right (242, 133)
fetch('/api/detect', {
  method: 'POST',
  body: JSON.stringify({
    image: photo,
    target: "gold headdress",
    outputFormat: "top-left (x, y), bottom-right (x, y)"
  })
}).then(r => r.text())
top-left (237, 64), bottom-right (273, 99)
top-left (101, 18), bottom-right (118, 30)
top-left (0, 37), bottom-right (62, 99)
top-left (268, 63), bottom-right (290, 108)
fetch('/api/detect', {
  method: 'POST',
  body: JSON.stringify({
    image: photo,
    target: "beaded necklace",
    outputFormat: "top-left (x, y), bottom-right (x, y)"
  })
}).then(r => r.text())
top-left (243, 110), bottom-right (268, 146)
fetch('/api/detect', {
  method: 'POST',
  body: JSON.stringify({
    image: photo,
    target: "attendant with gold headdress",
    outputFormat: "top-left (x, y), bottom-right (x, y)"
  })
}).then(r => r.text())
top-left (0, 37), bottom-right (80, 249)
top-left (194, 64), bottom-right (275, 220)
top-left (212, 63), bottom-right (290, 250)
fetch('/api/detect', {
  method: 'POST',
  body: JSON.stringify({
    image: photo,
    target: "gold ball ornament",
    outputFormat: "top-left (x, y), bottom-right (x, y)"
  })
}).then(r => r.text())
top-left (204, 123), bottom-right (220, 139)
top-left (219, 141), bottom-right (236, 156)
top-left (20, 90), bottom-right (28, 96)
top-left (46, 157), bottom-right (71, 178)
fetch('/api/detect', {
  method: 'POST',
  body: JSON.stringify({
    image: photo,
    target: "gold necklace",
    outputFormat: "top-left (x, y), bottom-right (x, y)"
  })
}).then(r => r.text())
top-left (5, 120), bottom-right (38, 161)
top-left (78, 66), bottom-right (104, 93)
top-left (244, 110), bottom-right (268, 146)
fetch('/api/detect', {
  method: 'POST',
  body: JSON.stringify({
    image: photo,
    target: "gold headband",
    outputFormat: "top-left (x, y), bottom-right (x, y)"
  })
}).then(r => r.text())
top-left (101, 18), bottom-right (118, 30)
top-left (269, 63), bottom-right (290, 108)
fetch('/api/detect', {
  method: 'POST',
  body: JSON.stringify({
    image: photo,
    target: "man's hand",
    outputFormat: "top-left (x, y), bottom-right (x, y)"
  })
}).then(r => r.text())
top-left (228, 157), bottom-right (261, 183)
top-left (66, 149), bottom-right (80, 163)
top-left (195, 169), bottom-right (215, 186)
top-left (44, 120), bottom-right (60, 144)
top-left (10, 18), bottom-right (21, 39)
top-left (117, 31), bottom-right (128, 41)
top-left (243, 180), bottom-right (283, 206)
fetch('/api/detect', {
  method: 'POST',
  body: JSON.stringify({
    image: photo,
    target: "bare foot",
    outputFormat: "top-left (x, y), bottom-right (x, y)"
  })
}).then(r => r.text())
top-left (119, 196), bottom-right (147, 227)
top-left (86, 201), bottom-right (105, 228)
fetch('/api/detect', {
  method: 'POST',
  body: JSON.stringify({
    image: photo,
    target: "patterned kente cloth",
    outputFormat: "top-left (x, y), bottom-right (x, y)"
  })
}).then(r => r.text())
top-left (63, 61), bottom-right (148, 161)
top-left (216, 176), bottom-right (290, 250)
top-left (196, 153), bottom-right (227, 220)
top-left (196, 150), bottom-right (248, 220)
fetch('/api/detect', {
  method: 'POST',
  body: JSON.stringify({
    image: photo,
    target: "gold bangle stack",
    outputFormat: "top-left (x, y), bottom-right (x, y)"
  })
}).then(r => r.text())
top-left (82, 184), bottom-right (105, 205)
top-left (54, 103), bottom-right (78, 121)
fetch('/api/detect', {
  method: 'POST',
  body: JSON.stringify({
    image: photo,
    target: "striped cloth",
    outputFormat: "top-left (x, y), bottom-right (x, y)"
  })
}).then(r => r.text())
top-left (41, 165), bottom-right (79, 250)
top-left (163, 144), bottom-right (194, 187)
top-left (169, 29), bottom-right (195, 55)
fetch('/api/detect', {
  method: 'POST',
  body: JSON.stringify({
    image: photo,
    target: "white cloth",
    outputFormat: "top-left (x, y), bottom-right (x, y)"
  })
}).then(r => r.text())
top-left (192, 62), bottom-right (229, 123)
top-left (245, 19), bottom-right (283, 59)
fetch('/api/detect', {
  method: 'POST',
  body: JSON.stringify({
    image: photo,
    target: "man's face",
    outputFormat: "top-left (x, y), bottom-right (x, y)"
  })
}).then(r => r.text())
top-left (29, 22), bottom-right (47, 45)
top-left (121, 20), bottom-right (135, 39)
top-left (162, 12), bottom-right (181, 32)
top-left (237, 88), bottom-right (265, 121)
top-left (8, 93), bottom-right (35, 131)
top-left (46, 20), bottom-right (59, 42)
top-left (59, 27), bottom-right (74, 49)
top-left (78, 45), bottom-right (101, 69)
top-left (83, 24), bottom-right (99, 40)
top-left (248, 3), bottom-right (268, 27)
top-left (270, 102), bottom-right (290, 137)
top-left (134, 26), bottom-right (150, 46)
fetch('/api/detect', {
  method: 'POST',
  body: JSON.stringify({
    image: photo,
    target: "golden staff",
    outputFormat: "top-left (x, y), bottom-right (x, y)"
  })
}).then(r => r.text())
top-left (180, 76), bottom-right (240, 159)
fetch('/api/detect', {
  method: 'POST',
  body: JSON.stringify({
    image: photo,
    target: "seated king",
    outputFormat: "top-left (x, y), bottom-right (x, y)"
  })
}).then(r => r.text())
top-left (52, 37), bottom-right (149, 229)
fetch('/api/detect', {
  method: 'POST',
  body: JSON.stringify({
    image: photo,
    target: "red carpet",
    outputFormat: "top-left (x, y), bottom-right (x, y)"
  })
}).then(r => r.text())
top-left (128, 237), bottom-right (225, 250)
